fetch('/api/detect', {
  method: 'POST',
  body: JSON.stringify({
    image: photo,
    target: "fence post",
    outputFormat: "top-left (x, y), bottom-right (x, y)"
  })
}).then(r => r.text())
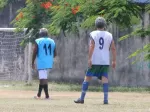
top-left (27, 42), bottom-right (32, 85)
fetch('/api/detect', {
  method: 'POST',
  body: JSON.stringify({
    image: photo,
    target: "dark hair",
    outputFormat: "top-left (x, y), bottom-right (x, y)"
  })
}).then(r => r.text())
top-left (39, 31), bottom-right (48, 37)
top-left (39, 28), bottom-right (48, 37)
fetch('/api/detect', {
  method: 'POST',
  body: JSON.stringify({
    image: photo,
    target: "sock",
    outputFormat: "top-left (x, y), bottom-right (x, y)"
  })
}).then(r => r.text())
top-left (37, 84), bottom-right (43, 97)
top-left (43, 84), bottom-right (49, 98)
top-left (80, 81), bottom-right (89, 100)
top-left (103, 83), bottom-right (108, 102)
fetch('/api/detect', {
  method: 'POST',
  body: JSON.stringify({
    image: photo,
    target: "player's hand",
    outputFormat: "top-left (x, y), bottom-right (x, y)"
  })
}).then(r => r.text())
top-left (88, 59), bottom-right (92, 68)
top-left (32, 64), bottom-right (36, 70)
top-left (112, 61), bottom-right (116, 69)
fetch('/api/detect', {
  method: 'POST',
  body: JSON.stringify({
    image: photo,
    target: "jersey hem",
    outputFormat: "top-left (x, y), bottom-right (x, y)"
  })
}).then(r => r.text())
top-left (37, 68), bottom-right (52, 70)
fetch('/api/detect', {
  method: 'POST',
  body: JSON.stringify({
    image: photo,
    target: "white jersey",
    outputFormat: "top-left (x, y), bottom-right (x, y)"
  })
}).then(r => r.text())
top-left (90, 30), bottom-right (113, 65)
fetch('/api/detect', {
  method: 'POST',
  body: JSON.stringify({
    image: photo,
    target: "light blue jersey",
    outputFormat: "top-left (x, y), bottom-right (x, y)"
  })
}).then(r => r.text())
top-left (35, 37), bottom-right (55, 70)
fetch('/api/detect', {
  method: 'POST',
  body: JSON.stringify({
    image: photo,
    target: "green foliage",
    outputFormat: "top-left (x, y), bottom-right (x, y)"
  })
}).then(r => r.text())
top-left (48, 0), bottom-right (142, 35)
top-left (128, 43), bottom-right (150, 61)
top-left (100, 0), bottom-right (141, 27)
top-left (119, 26), bottom-right (150, 61)
top-left (119, 26), bottom-right (150, 41)
top-left (11, 0), bottom-right (143, 38)
top-left (49, 0), bottom-right (84, 35)
top-left (81, 16), bottom-right (98, 29)
top-left (12, 0), bottom-right (55, 45)
top-left (130, 16), bottom-right (141, 25)
top-left (118, 3), bottom-right (150, 62)
top-left (0, 0), bottom-right (21, 10)
top-left (0, 0), bottom-right (8, 10)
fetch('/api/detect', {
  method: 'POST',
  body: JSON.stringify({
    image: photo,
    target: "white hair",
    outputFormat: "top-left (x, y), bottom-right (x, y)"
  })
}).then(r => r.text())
top-left (39, 28), bottom-right (48, 33)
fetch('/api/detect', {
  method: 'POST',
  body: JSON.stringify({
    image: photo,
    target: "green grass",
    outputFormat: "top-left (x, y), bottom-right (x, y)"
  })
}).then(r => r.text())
top-left (0, 80), bottom-right (150, 92)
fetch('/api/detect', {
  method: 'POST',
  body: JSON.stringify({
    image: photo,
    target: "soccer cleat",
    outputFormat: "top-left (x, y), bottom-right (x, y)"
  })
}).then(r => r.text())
top-left (34, 96), bottom-right (41, 99)
top-left (44, 97), bottom-right (50, 100)
top-left (74, 98), bottom-right (84, 104)
top-left (104, 100), bottom-right (108, 104)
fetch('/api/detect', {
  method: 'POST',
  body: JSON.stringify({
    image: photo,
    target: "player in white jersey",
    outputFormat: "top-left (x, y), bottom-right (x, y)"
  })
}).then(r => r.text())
top-left (74, 17), bottom-right (116, 104)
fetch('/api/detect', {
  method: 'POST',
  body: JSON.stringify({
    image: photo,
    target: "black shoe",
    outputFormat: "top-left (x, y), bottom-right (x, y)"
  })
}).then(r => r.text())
top-left (44, 97), bottom-right (50, 100)
top-left (74, 98), bottom-right (84, 104)
top-left (104, 100), bottom-right (108, 104)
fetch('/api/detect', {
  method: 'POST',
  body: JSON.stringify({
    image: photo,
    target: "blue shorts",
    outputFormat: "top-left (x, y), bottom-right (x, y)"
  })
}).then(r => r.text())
top-left (86, 65), bottom-right (109, 80)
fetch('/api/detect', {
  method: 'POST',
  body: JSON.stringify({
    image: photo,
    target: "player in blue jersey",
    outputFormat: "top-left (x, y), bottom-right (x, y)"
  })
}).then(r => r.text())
top-left (74, 17), bottom-right (116, 104)
top-left (32, 28), bottom-right (56, 99)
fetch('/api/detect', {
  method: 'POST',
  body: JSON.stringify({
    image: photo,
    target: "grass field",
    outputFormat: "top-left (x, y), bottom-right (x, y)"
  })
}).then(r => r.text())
top-left (0, 81), bottom-right (150, 112)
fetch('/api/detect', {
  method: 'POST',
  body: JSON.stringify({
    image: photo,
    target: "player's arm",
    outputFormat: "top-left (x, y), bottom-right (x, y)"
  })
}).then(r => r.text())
top-left (110, 40), bottom-right (116, 69)
top-left (88, 38), bottom-right (95, 68)
top-left (54, 47), bottom-right (57, 58)
top-left (32, 42), bottom-right (38, 69)
top-left (53, 42), bottom-right (57, 58)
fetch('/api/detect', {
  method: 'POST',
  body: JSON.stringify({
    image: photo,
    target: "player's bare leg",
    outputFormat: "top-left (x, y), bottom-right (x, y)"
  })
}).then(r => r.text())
top-left (74, 76), bottom-right (92, 104)
top-left (102, 76), bottom-right (109, 104)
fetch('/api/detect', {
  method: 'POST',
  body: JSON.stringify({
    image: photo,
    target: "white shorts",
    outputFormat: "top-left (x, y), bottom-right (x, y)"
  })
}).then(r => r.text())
top-left (38, 69), bottom-right (50, 79)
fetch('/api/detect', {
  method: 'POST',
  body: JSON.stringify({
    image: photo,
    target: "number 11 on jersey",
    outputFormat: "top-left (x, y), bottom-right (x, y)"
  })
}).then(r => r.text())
top-left (43, 44), bottom-right (51, 55)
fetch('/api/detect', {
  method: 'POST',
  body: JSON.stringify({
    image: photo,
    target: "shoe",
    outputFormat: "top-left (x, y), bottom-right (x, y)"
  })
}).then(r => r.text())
top-left (34, 96), bottom-right (41, 99)
top-left (104, 100), bottom-right (108, 104)
top-left (74, 98), bottom-right (84, 104)
top-left (44, 97), bottom-right (50, 100)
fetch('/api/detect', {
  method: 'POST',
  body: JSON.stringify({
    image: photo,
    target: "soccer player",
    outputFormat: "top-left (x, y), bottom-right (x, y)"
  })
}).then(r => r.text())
top-left (32, 28), bottom-right (56, 99)
top-left (74, 17), bottom-right (116, 104)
